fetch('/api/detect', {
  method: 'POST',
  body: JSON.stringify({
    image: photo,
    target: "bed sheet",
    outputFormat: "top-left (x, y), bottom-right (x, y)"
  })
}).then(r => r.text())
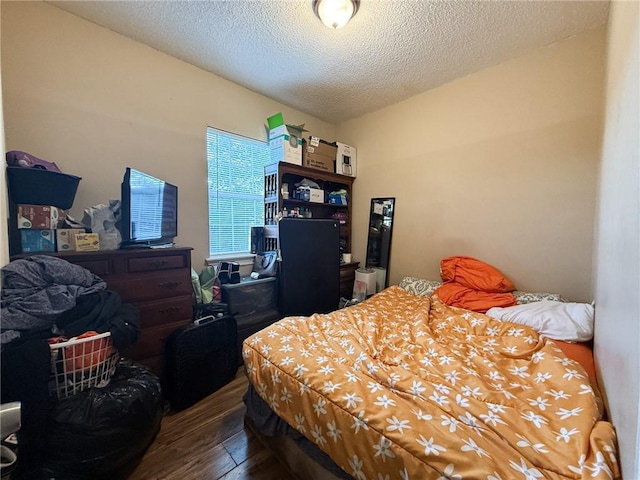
top-left (243, 286), bottom-right (619, 479)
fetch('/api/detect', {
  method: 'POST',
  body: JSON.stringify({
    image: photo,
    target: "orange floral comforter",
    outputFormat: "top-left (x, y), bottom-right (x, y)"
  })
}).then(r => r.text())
top-left (243, 286), bottom-right (619, 479)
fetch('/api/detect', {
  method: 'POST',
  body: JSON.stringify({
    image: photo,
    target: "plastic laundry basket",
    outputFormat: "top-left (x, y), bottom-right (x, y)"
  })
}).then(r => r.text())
top-left (48, 332), bottom-right (120, 400)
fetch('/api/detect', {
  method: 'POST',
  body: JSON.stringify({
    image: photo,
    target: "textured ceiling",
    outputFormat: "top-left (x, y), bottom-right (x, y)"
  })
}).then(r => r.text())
top-left (47, 0), bottom-right (609, 124)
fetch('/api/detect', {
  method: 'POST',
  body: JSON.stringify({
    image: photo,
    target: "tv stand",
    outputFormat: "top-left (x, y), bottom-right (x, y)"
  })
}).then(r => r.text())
top-left (149, 242), bottom-right (175, 249)
top-left (120, 242), bottom-right (175, 249)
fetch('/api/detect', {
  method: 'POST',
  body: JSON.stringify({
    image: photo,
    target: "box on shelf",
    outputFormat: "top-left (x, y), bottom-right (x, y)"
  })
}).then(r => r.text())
top-left (56, 228), bottom-right (86, 252)
top-left (75, 233), bottom-right (100, 252)
top-left (294, 187), bottom-right (310, 201)
top-left (335, 142), bottom-right (357, 177)
top-left (303, 137), bottom-right (337, 172)
top-left (328, 193), bottom-right (349, 205)
top-left (309, 189), bottom-right (324, 203)
top-left (17, 204), bottom-right (67, 229)
top-left (267, 113), bottom-right (307, 166)
top-left (270, 136), bottom-right (302, 166)
top-left (295, 186), bottom-right (324, 203)
top-left (20, 229), bottom-right (56, 253)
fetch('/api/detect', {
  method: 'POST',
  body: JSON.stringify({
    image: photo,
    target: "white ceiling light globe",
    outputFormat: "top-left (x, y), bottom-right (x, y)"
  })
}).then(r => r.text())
top-left (314, 0), bottom-right (359, 29)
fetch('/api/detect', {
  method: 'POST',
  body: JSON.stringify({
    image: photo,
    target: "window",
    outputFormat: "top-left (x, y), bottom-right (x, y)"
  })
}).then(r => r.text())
top-left (206, 127), bottom-right (270, 256)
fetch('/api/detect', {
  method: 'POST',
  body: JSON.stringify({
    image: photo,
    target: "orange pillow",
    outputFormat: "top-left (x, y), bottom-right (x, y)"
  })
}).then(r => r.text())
top-left (435, 283), bottom-right (517, 313)
top-left (440, 256), bottom-right (515, 293)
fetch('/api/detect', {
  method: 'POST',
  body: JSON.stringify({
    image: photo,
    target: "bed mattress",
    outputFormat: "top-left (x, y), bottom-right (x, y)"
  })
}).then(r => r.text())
top-left (243, 286), bottom-right (619, 479)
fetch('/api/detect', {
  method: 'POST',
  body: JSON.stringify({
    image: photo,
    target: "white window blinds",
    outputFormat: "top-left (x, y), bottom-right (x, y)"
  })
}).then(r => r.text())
top-left (206, 127), bottom-right (270, 256)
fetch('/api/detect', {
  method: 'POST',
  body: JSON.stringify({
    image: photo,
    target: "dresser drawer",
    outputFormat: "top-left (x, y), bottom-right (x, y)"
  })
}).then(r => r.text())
top-left (340, 280), bottom-right (355, 299)
top-left (339, 262), bottom-right (359, 298)
top-left (339, 262), bottom-right (359, 279)
top-left (107, 268), bottom-right (192, 302)
top-left (135, 295), bottom-right (194, 330)
top-left (128, 254), bottom-right (189, 273)
top-left (71, 258), bottom-right (113, 276)
top-left (125, 320), bottom-right (190, 360)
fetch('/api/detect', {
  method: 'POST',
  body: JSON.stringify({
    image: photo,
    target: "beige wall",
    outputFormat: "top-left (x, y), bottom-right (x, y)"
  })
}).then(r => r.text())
top-left (0, 2), bottom-right (335, 266)
top-left (338, 28), bottom-right (606, 302)
top-left (593, 1), bottom-right (640, 476)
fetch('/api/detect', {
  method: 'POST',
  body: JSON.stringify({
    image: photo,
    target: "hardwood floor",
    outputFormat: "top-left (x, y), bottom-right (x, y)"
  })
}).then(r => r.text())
top-left (128, 369), bottom-right (294, 480)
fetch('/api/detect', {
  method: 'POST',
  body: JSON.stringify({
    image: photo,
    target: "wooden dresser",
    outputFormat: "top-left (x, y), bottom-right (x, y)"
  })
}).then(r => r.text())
top-left (13, 247), bottom-right (193, 380)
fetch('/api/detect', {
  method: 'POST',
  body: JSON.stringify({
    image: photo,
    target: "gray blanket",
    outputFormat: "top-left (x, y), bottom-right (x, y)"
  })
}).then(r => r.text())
top-left (1, 255), bottom-right (106, 344)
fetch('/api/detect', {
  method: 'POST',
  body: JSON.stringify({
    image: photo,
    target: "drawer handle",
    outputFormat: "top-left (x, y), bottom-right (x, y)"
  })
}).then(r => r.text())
top-left (150, 260), bottom-right (169, 269)
top-left (158, 281), bottom-right (181, 289)
top-left (159, 306), bottom-right (181, 315)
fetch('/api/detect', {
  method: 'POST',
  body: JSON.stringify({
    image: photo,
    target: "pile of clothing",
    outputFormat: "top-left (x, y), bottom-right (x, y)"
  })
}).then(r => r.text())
top-left (434, 256), bottom-right (518, 312)
top-left (0, 255), bottom-right (140, 478)
top-left (1, 255), bottom-right (139, 347)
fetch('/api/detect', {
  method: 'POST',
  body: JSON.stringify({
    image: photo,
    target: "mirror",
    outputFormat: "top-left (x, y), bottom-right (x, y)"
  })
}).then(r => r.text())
top-left (365, 197), bottom-right (395, 289)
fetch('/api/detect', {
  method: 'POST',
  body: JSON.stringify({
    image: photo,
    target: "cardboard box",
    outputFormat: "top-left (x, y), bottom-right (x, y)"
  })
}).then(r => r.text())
top-left (295, 186), bottom-right (324, 203)
top-left (267, 113), bottom-right (307, 166)
top-left (336, 142), bottom-right (357, 177)
top-left (75, 233), bottom-right (100, 252)
top-left (328, 193), bottom-right (349, 205)
top-left (17, 204), bottom-right (67, 229)
top-left (269, 135), bottom-right (303, 165)
top-left (304, 137), bottom-right (337, 172)
top-left (56, 228), bottom-right (86, 252)
top-left (20, 229), bottom-right (56, 253)
top-left (309, 188), bottom-right (324, 203)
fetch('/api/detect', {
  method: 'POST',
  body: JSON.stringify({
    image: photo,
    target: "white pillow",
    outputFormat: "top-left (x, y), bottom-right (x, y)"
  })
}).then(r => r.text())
top-left (486, 301), bottom-right (594, 342)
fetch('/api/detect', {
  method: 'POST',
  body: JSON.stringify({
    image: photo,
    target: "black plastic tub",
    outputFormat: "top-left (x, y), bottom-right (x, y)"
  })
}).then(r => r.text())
top-left (6, 166), bottom-right (81, 209)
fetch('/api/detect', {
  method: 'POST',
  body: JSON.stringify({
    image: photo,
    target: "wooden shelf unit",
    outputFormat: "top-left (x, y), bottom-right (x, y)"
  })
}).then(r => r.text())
top-left (263, 162), bottom-right (355, 253)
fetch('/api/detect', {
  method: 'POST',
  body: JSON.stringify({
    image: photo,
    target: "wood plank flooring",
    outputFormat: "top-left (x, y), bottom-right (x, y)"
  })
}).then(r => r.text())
top-left (128, 369), bottom-right (294, 480)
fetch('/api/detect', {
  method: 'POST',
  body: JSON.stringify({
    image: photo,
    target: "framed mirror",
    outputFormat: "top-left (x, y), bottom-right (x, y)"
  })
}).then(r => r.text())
top-left (365, 197), bottom-right (395, 289)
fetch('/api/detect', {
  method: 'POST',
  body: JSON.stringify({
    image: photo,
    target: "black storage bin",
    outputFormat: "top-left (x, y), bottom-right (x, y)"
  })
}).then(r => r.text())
top-left (220, 276), bottom-right (277, 317)
top-left (6, 166), bottom-right (81, 209)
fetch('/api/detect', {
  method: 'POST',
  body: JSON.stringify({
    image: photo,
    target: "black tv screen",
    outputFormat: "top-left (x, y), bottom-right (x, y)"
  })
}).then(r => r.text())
top-left (121, 167), bottom-right (178, 246)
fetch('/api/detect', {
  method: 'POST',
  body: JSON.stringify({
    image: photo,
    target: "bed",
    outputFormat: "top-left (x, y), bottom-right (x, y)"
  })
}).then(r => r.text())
top-left (242, 280), bottom-right (619, 479)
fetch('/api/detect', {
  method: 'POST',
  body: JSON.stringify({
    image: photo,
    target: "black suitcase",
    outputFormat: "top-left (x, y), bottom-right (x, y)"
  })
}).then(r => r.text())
top-left (165, 314), bottom-right (238, 411)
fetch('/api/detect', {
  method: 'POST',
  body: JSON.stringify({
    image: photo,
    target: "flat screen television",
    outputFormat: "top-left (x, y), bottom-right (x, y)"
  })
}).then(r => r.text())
top-left (120, 167), bottom-right (178, 247)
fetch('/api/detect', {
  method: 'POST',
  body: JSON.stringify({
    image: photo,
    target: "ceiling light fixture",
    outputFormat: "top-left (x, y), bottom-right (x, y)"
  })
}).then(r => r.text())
top-left (313, 0), bottom-right (359, 29)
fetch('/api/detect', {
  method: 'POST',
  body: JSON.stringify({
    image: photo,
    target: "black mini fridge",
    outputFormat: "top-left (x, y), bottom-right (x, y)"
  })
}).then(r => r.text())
top-left (278, 218), bottom-right (340, 316)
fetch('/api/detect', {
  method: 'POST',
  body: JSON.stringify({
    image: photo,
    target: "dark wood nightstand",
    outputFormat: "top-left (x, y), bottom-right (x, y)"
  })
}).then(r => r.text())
top-left (339, 261), bottom-right (360, 299)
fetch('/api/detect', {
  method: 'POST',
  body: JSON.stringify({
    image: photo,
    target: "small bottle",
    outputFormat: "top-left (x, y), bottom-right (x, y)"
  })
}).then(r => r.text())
top-left (283, 207), bottom-right (288, 218)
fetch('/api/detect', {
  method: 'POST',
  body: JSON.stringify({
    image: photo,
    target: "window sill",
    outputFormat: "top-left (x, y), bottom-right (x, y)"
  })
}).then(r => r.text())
top-left (206, 254), bottom-right (255, 267)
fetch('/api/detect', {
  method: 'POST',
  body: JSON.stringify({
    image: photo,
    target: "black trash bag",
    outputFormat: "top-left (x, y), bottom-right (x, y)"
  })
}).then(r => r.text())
top-left (40, 360), bottom-right (163, 480)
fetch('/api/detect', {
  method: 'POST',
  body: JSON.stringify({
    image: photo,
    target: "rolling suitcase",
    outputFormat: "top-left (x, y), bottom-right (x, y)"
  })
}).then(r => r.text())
top-left (165, 314), bottom-right (238, 411)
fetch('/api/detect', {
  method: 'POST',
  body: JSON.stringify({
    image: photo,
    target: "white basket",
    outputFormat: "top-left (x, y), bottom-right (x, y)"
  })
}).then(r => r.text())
top-left (49, 331), bottom-right (120, 400)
